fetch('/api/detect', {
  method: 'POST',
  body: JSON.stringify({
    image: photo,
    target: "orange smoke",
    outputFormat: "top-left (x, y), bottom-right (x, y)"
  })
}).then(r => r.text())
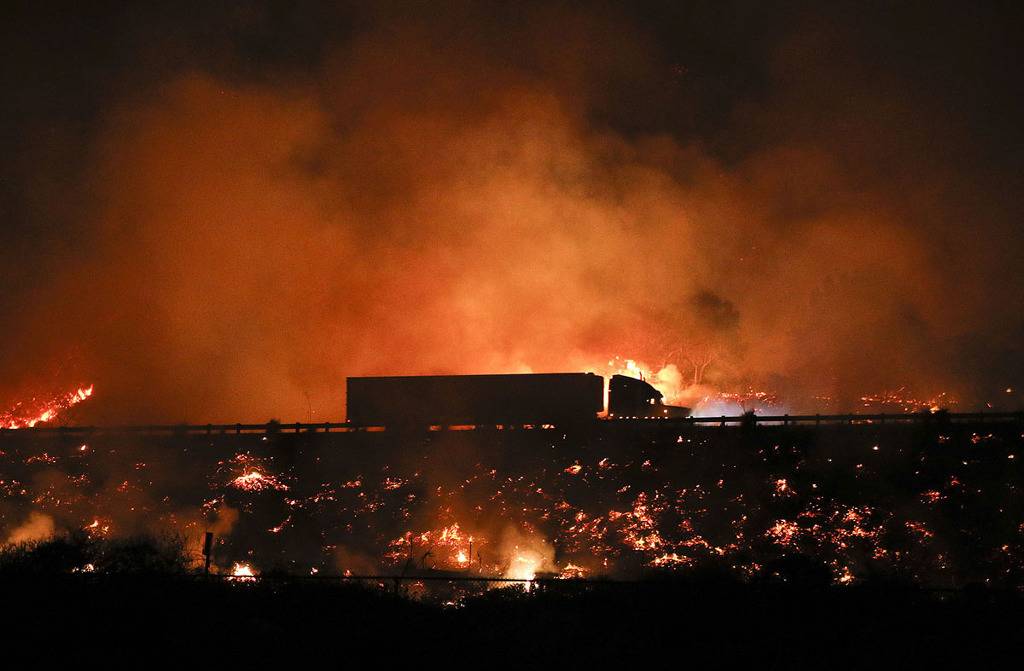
top-left (1, 6), bottom-right (1020, 422)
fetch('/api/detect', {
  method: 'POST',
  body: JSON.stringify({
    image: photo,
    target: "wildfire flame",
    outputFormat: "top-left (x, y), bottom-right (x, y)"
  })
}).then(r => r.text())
top-left (2, 385), bottom-right (94, 429)
top-left (505, 546), bottom-right (547, 588)
top-left (1, 381), bottom-right (1018, 594)
top-left (386, 523), bottom-right (478, 570)
top-left (229, 562), bottom-right (256, 581)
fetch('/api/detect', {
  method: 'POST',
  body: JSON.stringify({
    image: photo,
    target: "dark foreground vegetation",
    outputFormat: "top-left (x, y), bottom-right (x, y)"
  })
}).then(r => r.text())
top-left (3, 536), bottom-right (1023, 667)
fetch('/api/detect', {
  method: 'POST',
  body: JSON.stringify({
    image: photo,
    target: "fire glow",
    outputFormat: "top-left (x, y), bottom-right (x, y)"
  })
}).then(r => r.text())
top-left (231, 470), bottom-right (288, 493)
top-left (2, 385), bottom-right (94, 429)
top-left (229, 562), bottom-right (256, 582)
top-left (1, 400), bottom-right (1021, 599)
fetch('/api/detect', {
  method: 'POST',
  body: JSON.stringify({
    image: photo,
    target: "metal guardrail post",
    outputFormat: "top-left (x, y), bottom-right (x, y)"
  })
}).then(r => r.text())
top-left (4, 412), bottom-right (1024, 436)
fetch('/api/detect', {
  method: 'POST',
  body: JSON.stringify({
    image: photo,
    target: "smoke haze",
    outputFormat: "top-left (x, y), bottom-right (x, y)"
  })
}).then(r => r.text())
top-left (2, 2), bottom-right (1022, 421)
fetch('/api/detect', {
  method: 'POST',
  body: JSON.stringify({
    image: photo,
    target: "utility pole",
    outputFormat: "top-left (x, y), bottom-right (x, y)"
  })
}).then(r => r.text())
top-left (202, 532), bottom-right (214, 575)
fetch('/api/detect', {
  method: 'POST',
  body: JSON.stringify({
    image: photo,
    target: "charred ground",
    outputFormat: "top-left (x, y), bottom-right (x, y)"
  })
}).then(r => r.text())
top-left (1, 420), bottom-right (1022, 586)
top-left (3, 421), bottom-right (1023, 663)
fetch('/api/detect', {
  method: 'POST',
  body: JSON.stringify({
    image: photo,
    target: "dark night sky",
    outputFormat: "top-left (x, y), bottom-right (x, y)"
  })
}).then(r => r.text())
top-left (2, 1), bottom-right (1023, 421)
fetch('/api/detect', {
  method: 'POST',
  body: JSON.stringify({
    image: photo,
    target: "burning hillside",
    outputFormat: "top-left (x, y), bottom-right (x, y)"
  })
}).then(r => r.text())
top-left (1, 420), bottom-right (1021, 594)
top-left (1, 385), bottom-right (94, 429)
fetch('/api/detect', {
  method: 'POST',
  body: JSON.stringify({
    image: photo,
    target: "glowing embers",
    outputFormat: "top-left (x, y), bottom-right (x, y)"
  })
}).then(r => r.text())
top-left (2, 418), bottom-right (1019, 592)
top-left (84, 518), bottom-right (112, 538)
top-left (608, 491), bottom-right (667, 553)
top-left (225, 454), bottom-right (289, 492)
top-left (905, 520), bottom-right (935, 540)
top-left (651, 553), bottom-right (692, 567)
top-left (773, 478), bottom-right (795, 497)
top-left (859, 387), bottom-right (956, 413)
top-left (230, 470), bottom-right (288, 493)
top-left (767, 519), bottom-right (800, 547)
top-left (716, 388), bottom-right (781, 413)
top-left (385, 523), bottom-right (480, 571)
top-left (382, 476), bottom-right (406, 491)
top-left (558, 563), bottom-right (587, 579)
top-left (2, 385), bottom-right (94, 429)
top-left (563, 463), bottom-right (583, 476)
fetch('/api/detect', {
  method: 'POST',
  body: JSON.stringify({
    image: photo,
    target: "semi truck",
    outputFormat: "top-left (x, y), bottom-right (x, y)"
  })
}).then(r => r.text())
top-left (345, 373), bottom-right (690, 426)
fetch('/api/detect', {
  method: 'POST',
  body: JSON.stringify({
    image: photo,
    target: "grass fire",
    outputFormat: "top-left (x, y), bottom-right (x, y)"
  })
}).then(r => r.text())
top-left (3, 0), bottom-right (1024, 665)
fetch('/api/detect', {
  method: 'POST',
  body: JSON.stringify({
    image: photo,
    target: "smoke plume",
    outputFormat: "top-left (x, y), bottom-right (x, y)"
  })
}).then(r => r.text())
top-left (5, 511), bottom-right (55, 546)
top-left (2, 2), bottom-right (1021, 420)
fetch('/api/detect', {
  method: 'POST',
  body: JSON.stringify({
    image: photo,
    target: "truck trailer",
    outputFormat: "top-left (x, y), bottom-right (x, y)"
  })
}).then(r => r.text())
top-left (345, 373), bottom-right (690, 426)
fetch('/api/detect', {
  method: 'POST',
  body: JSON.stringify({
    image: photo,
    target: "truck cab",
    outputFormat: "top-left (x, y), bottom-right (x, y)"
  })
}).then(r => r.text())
top-left (607, 374), bottom-right (691, 419)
